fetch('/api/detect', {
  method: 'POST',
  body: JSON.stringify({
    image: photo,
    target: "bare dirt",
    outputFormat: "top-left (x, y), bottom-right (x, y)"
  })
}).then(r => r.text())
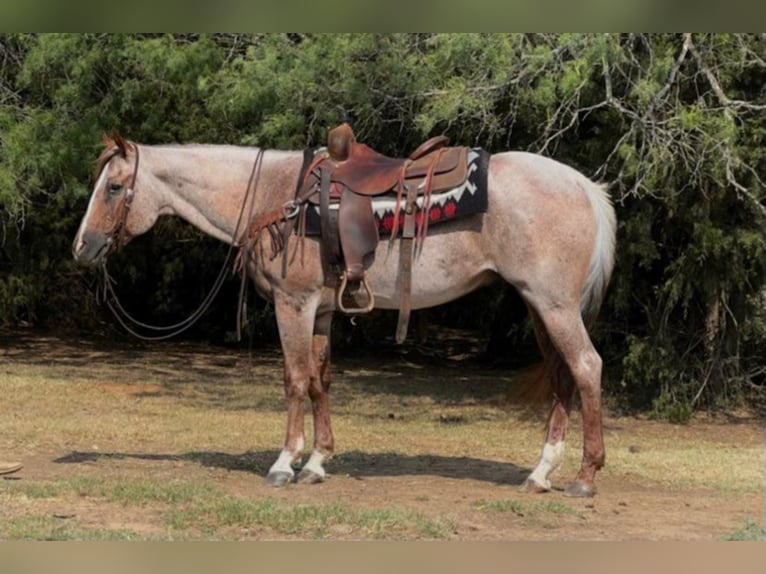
top-left (7, 450), bottom-right (759, 541)
top-left (1, 332), bottom-right (763, 540)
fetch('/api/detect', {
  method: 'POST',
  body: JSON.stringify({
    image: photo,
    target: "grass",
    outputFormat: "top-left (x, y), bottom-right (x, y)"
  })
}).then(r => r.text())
top-left (0, 476), bottom-right (226, 540)
top-left (0, 516), bottom-right (146, 541)
top-left (474, 498), bottom-right (587, 532)
top-left (478, 498), bottom-right (585, 519)
top-left (720, 519), bottom-right (765, 541)
top-left (1, 475), bottom-right (453, 540)
top-left (169, 497), bottom-right (454, 540)
top-left (600, 438), bottom-right (763, 494)
top-left (4, 476), bottom-right (222, 505)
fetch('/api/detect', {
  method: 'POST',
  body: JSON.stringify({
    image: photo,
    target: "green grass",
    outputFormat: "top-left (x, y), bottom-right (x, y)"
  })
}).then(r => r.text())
top-left (4, 476), bottom-right (222, 505)
top-left (476, 498), bottom-right (586, 532)
top-left (478, 498), bottom-right (526, 515)
top-left (0, 515), bottom-right (147, 541)
top-left (537, 500), bottom-right (585, 518)
top-left (3, 475), bottom-right (453, 540)
top-left (721, 519), bottom-right (765, 541)
top-left (478, 498), bottom-right (585, 519)
top-left (169, 497), bottom-right (454, 540)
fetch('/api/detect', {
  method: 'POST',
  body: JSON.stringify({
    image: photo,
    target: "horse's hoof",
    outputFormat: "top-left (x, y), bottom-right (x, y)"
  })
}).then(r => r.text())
top-left (564, 480), bottom-right (596, 498)
top-left (296, 468), bottom-right (325, 484)
top-left (265, 471), bottom-right (294, 487)
top-left (519, 478), bottom-right (550, 494)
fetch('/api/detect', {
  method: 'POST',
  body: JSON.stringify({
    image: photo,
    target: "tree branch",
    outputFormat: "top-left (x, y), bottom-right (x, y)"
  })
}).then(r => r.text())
top-left (685, 33), bottom-right (766, 112)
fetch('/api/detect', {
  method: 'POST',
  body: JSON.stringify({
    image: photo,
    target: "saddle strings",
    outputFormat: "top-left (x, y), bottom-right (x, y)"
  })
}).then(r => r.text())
top-left (414, 147), bottom-right (444, 256)
top-left (99, 148), bottom-right (265, 342)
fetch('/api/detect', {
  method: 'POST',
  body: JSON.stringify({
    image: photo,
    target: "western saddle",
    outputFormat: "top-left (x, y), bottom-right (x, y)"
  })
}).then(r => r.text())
top-left (239, 123), bottom-right (471, 343)
top-left (312, 123), bottom-right (471, 341)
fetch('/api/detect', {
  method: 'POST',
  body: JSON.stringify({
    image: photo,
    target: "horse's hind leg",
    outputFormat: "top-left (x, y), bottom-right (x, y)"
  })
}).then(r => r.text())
top-left (296, 310), bottom-right (335, 484)
top-left (526, 303), bottom-right (605, 497)
top-left (520, 310), bottom-right (576, 493)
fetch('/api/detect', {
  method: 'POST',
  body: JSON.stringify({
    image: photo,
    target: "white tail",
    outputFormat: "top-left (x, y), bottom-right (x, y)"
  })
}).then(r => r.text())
top-left (581, 183), bottom-right (617, 325)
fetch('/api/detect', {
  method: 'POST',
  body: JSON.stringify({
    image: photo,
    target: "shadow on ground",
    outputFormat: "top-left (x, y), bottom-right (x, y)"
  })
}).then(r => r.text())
top-left (53, 449), bottom-right (530, 486)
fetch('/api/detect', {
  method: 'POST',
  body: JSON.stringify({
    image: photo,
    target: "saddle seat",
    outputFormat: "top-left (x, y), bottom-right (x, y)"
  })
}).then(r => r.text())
top-left (309, 124), bottom-right (467, 204)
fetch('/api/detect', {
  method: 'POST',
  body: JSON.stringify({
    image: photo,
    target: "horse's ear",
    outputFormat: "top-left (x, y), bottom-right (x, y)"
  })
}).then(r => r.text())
top-left (102, 132), bottom-right (115, 148)
top-left (111, 129), bottom-right (128, 155)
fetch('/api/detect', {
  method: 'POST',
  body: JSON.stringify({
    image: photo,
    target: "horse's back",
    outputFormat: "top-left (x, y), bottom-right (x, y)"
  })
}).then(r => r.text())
top-left (488, 151), bottom-right (604, 196)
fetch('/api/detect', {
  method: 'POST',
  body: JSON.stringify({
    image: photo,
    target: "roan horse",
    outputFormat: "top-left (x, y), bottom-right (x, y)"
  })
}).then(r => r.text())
top-left (72, 130), bottom-right (616, 497)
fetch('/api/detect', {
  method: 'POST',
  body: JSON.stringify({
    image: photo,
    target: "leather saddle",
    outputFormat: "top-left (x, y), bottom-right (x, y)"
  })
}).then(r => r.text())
top-left (298, 123), bottom-right (470, 341)
top-left (321, 123), bottom-right (467, 198)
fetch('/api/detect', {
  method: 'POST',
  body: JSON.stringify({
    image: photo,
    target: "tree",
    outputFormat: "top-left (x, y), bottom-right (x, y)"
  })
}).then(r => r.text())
top-left (1, 33), bottom-right (763, 415)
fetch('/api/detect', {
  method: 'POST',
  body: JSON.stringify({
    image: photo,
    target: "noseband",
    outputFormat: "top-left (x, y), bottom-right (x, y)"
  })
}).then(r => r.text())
top-left (105, 143), bottom-right (140, 250)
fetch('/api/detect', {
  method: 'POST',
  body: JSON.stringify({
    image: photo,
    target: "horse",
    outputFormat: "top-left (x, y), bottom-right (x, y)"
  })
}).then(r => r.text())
top-left (72, 130), bottom-right (616, 497)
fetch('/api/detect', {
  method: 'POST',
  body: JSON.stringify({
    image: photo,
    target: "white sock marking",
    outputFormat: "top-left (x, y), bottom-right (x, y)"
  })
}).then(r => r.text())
top-left (268, 437), bottom-right (304, 476)
top-left (527, 440), bottom-right (565, 489)
top-left (301, 450), bottom-right (327, 479)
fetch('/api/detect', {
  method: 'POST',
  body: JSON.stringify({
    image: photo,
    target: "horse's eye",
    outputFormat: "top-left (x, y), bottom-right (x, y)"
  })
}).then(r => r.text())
top-left (107, 183), bottom-right (123, 194)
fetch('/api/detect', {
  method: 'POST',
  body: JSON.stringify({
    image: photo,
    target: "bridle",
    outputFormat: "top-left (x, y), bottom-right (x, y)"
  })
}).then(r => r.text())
top-left (95, 143), bottom-right (265, 341)
top-left (104, 143), bottom-right (140, 251)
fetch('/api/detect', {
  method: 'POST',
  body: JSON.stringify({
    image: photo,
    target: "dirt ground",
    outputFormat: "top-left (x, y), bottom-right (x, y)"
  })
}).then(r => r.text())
top-left (9, 446), bottom-right (761, 541)
top-left (1, 332), bottom-right (763, 540)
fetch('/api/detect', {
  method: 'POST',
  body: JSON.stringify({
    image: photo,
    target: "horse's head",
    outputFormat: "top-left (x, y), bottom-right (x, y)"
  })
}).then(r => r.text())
top-left (72, 130), bottom-right (159, 266)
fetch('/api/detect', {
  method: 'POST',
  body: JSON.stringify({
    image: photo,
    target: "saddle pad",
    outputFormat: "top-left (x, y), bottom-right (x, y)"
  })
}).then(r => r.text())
top-left (302, 148), bottom-right (489, 237)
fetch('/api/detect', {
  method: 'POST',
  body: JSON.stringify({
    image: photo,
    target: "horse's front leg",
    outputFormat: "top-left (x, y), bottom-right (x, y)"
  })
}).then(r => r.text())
top-left (266, 294), bottom-right (321, 487)
top-left (296, 310), bottom-right (334, 484)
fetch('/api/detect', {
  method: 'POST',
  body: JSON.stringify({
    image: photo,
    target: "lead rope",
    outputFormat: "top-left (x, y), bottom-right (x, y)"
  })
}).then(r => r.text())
top-left (99, 148), bottom-right (265, 341)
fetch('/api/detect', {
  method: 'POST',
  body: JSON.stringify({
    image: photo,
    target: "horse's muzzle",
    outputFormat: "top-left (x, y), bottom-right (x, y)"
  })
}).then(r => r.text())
top-left (72, 232), bottom-right (111, 266)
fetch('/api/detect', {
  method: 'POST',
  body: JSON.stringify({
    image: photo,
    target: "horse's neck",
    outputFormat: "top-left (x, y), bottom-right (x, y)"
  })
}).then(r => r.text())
top-left (145, 145), bottom-right (298, 245)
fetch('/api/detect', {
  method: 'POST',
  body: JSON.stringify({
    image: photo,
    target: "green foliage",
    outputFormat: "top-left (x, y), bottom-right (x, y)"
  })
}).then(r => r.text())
top-left (721, 519), bottom-right (765, 541)
top-left (1, 33), bottom-right (764, 415)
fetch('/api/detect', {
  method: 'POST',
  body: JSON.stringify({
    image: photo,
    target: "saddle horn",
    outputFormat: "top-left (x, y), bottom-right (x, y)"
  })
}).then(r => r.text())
top-left (327, 122), bottom-right (356, 162)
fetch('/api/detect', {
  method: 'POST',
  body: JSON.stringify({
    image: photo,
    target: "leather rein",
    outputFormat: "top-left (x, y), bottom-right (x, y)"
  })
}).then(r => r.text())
top-left (98, 144), bottom-right (264, 341)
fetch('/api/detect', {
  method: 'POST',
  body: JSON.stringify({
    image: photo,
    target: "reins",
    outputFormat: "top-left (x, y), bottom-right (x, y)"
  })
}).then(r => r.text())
top-left (98, 146), bottom-right (265, 341)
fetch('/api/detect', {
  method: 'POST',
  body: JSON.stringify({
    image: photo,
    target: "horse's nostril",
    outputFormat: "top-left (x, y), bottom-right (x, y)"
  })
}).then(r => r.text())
top-left (73, 238), bottom-right (86, 259)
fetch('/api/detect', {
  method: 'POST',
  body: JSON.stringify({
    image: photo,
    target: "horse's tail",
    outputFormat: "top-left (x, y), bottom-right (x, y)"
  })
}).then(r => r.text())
top-left (580, 183), bottom-right (617, 327)
top-left (507, 322), bottom-right (570, 410)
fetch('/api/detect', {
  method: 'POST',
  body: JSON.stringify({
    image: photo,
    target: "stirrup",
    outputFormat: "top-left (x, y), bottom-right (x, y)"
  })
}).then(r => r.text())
top-left (336, 272), bottom-right (375, 315)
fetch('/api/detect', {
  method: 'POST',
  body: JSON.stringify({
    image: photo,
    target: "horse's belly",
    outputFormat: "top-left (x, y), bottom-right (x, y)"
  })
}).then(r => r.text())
top-left (372, 269), bottom-right (497, 310)
top-left (365, 228), bottom-right (496, 310)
